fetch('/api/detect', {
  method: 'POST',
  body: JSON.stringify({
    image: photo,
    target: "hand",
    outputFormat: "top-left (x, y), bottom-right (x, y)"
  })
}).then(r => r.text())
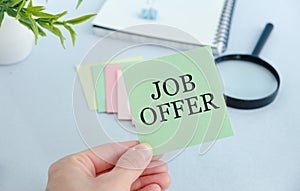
top-left (45, 141), bottom-right (170, 191)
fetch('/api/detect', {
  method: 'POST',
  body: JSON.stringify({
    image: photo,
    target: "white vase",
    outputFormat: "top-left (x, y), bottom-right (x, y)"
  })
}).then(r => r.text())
top-left (0, 15), bottom-right (34, 65)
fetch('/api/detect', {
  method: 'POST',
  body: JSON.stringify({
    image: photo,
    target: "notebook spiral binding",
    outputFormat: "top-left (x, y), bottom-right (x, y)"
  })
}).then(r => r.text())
top-left (214, 0), bottom-right (236, 54)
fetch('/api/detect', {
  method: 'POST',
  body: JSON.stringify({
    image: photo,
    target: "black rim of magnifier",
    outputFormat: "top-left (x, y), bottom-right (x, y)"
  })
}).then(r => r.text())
top-left (215, 23), bottom-right (280, 109)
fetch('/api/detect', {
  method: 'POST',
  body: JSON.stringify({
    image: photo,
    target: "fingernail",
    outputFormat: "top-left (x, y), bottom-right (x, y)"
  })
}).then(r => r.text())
top-left (152, 184), bottom-right (162, 191)
top-left (134, 143), bottom-right (153, 161)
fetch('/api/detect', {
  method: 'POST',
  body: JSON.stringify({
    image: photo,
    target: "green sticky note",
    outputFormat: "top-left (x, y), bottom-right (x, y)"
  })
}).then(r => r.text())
top-left (92, 60), bottom-right (142, 112)
top-left (122, 47), bottom-right (233, 155)
top-left (92, 64), bottom-right (106, 112)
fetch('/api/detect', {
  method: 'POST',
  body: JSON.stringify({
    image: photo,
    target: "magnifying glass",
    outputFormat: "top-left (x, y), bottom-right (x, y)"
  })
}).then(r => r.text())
top-left (215, 23), bottom-right (280, 109)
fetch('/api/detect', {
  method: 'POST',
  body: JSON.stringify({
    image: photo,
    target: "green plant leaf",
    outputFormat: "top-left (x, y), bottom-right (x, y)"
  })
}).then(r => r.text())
top-left (37, 26), bottom-right (47, 36)
top-left (19, 19), bottom-right (33, 31)
top-left (8, 0), bottom-right (23, 7)
top-left (55, 11), bottom-right (68, 19)
top-left (0, 8), bottom-right (4, 27)
top-left (31, 11), bottom-right (57, 19)
top-left (18, 11), bottom-right (39, 43)
top-left (28, 0), bottom-right (33, 8)
top-left (28, 16), bottom-right (39, 43)
top-left (18, 19), bottom-right (40, 41)
top-left (0, 0), bottom-right (95, 48)
top-left (16, 0), bottom-right (26, 19)
top-left (36, 17), bottom-right (54, 23)
top-left (6, 7), bottom-right (17, 17)
top-left (28, 8), bottom-right (66, 20)
top-left (76, 0), bottom-right (82, 9)
top-left (38, 21), bottom-right (66, 48)
top-left (64, 24), bottom-right (76, 46)
top-left (26, 6), bottom-right (45, 13)
top-left (65, 14), bottom-right (96, 25)
top-left (19, 18), bottom-right (46, 37)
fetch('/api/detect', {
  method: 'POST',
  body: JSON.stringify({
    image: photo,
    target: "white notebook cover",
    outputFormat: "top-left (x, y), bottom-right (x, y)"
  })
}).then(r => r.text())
top-left (92, 0), bottom-right (235, 55)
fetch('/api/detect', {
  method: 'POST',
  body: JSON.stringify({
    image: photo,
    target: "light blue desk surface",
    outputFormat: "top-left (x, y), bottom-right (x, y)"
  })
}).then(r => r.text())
top-left (1, 0), bottom-right (300, 190)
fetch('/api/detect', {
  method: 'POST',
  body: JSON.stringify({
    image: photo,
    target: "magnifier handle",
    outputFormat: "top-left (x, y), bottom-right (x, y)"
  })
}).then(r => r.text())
top-left (252, 23), bottom-right (274, 56)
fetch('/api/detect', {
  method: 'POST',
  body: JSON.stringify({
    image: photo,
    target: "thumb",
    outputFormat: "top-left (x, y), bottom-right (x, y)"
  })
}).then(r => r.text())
top-left (109, 143), bottom-right (153, 188)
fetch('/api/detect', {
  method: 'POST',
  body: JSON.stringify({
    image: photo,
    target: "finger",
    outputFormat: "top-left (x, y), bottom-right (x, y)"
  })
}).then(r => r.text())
top-left (77, 141), bottom-right (139, 175)
top-left (108, 144), bottom-right (153, 188)
top-left (131, 173), bottom-right (170, 191)
top-left (141, 161), bottom-right (168, 176)
top-left (96, 167), bottom-right (113, 177)
top-left (95, 157), bottom-right (166, 177)
top-left (152, 154), bottom-right (163, 161)
top-left (95, 160), bottom-right (167, 177)
top-left (138, 184), bottom-right (161, 191)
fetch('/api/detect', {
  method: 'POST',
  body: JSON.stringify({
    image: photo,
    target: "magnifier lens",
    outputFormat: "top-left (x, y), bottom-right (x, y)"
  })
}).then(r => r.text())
top-left (217, 59), bottom-right (278, 100)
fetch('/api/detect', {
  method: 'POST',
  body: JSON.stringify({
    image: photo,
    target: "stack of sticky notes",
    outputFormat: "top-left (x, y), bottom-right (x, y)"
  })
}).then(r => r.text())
top-left (76, 56), bottom-right (144, 122)
top-left (76, 47), bottom-right (233, 154)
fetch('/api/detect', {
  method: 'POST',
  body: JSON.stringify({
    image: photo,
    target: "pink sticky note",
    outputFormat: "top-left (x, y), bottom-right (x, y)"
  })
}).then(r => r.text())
top-left (105, 65), bottom-right (121, 113)
top-left (117, 70), bottom-right (132, 120)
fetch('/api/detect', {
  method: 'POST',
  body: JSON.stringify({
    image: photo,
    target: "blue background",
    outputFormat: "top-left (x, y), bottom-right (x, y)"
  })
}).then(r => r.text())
top-left (0, 0), bottom-right (299, 190)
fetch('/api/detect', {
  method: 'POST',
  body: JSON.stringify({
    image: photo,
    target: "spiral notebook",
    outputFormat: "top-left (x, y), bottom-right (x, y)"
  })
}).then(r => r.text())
top-left (92, 0), bottom-right (236, 55)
